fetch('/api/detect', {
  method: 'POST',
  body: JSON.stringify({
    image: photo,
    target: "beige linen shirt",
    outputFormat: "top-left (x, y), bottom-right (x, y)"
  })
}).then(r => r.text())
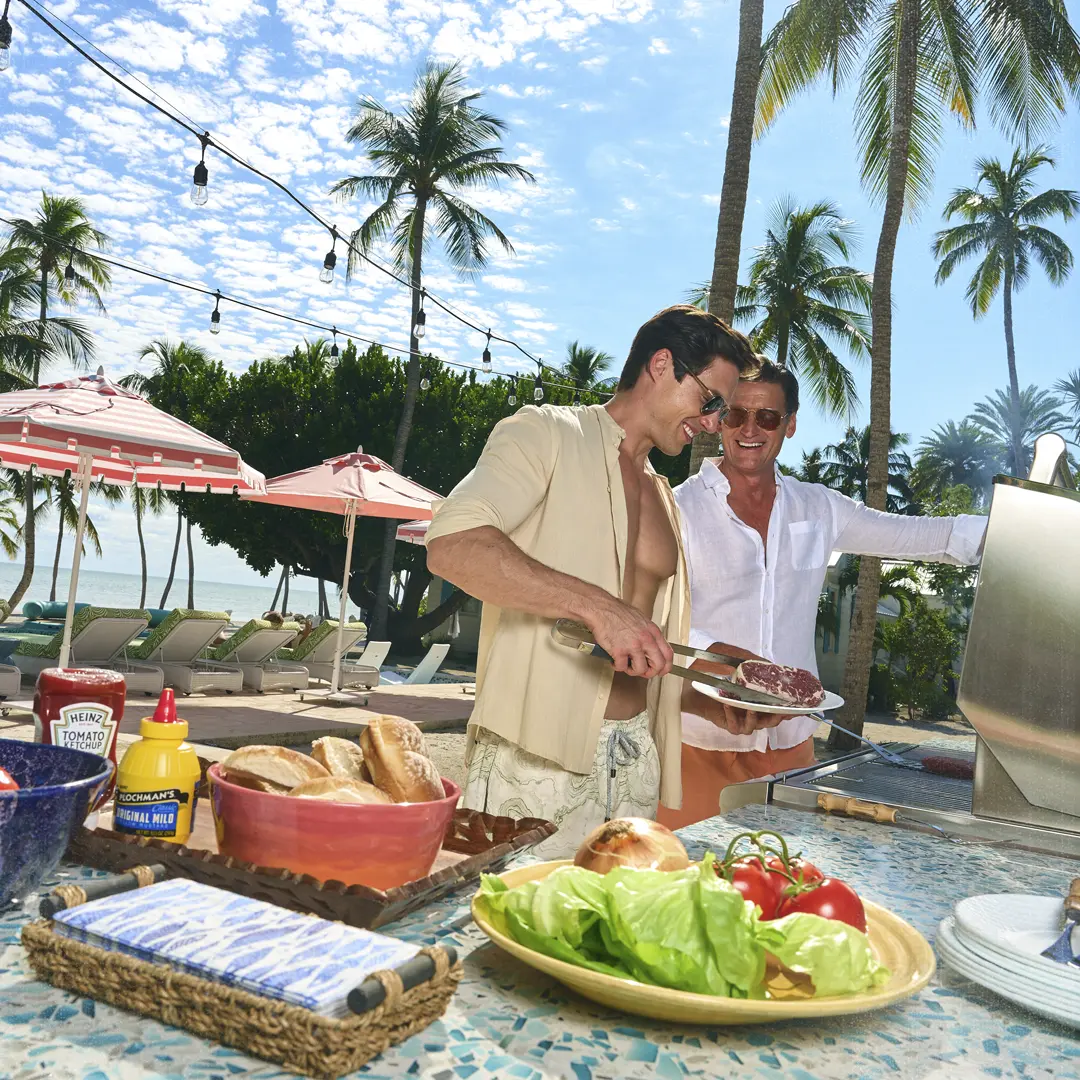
top-left (425, 403), bottom-right (691, 809)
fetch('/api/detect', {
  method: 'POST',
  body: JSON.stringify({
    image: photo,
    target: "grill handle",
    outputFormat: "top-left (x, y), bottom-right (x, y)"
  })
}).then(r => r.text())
top-left (817, 793), bottom-right (898, 823)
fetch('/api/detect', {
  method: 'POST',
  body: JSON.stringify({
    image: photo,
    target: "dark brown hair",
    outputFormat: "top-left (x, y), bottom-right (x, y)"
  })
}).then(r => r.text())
top-left (617, 305), bottom-right (756, 391)
top-left (744, 355), bottom-right (800, 415)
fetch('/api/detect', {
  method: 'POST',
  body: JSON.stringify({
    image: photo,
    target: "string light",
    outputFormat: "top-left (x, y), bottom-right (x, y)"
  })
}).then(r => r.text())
top-left (330, 326), bottom-right (339, 358)
top-left (0, 0), bottom-right (13, 72)
top-left (190, 132), bottom-right (209, 206)
top-left (420, 377), bottom-right (430, 391)
top-left (413, 292), bottom-right (427, 339)
top-left (63, 245), bottom-right (75, 284)
top-left (482, 330), bottom-right (492, 373)
top-left (320, 227), bottom-right (338, 284)
top-left (573, 390), bottom-right (581, 405)
top-left (533, 368), bottom-right (544, 402)
top-left (507, 390), bottom-right (517, 406)
top-left (209, 289), bottom-right (221, 334)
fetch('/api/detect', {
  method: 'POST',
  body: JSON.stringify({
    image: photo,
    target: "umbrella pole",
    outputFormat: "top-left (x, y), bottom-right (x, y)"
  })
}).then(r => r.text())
top-left (58, 453), bottom-right (94, 670)
top-left (330, 501), bottom-right (357, 695)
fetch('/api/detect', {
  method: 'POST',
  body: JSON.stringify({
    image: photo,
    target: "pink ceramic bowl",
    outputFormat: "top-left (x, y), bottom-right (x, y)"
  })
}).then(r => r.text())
top-left (208, 764), bottom-right (461, 892)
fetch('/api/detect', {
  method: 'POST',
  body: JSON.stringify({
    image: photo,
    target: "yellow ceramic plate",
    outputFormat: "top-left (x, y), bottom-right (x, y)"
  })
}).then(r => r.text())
top-left (471, 860), bottom-right (935, 1024)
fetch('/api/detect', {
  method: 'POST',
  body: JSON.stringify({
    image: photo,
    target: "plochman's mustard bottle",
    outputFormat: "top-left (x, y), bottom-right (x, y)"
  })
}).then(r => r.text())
top-left (114, 688), bottom-right (200, 844)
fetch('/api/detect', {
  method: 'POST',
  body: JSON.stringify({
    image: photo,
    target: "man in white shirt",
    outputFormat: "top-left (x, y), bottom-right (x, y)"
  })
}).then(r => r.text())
top-left (658, 358), bottom-right (987, 830)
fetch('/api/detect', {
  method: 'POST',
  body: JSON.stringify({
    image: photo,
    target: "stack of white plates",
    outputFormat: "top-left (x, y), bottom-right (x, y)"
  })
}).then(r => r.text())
top-left (937, 894), bottom-right (1080, 1029)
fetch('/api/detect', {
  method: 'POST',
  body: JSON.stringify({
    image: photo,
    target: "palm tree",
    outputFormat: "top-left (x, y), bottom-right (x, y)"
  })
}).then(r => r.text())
top-left (732, 198), bottom-right (871, 416)
top-left (968, 385), bottom-right (1072, 473)
top-left (2, 193), bottom-right (110, 612)
top-left (47, 477), bottom-right (121, 602)
top-left (132, 483), bottom-right (166, 609)
top-left (331, 60), bottom-right (535, 639)
top-left (563, 342), bottom-right (614, 392)
top-left (0, 481), bottom-right (22, 560)
top-left (689, 0), bottom-right (768, 475)
top-left (932, 148), bottom-right (1078, 475)
top-left (794, 447), bottom-right (829, 485)
top-left (756, 0), bottom-right (1080, 746)
top-left (822, 426), bottom-right (916, 515)
top-left (0, 247), bottom-right (94, 385)
top-left (1055, 369), bottom-right (1080, 441)
top-left (911, 420), bottom-right (1001, 508)
top-left (123, 339), bottom-right (212, 604)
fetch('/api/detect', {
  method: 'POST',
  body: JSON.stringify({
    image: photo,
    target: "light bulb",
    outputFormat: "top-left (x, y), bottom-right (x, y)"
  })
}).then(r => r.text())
top-left (64, 259), bottom-right (75, 284)
top-left (0, 47), bottom-right (10, 74)
top-left (482, 336), bottom-right (492, 372)
top-left (507, 392), bottom-right (517, 406)
top-left (533, 375), bottom-right (544, 402)
top-left (0, 13), bottom-right (11, 73)
top-left (413, 308), bottom-right (426, 339)
top-left (420, 377), bottom-right (430, 391)
top-left (190, 160), bottom-right (208, 205)
top-left (210, 309), bottom-right (220, 334)
top-left (320, 247), bottom-right (336, 284)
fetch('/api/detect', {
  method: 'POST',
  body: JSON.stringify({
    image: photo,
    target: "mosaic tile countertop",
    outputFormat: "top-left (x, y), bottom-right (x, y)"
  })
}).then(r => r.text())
top-left (3, 805), bottom-right (1079, 1080)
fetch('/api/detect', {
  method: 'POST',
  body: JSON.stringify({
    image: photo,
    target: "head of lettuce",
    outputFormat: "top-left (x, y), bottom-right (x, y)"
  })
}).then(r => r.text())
top-left (477, 853), bottom-right (888, 999)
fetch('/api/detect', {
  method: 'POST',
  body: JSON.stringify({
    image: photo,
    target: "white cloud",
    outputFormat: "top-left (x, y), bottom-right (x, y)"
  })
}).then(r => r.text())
top-left (483, 274), bottom-right (529, 292)
top-left (620, 197), bottom-right (638, 211)
top-left (580, 55), bottom-right (609, 71)
top-left (591, 218), bottom-right (621, 231)
top-left (5, 113), bottom-right (57, 138)
top-left (702, 193), bottom-right (722, 206)
top-left (648, 38), bottom-right (670, 55)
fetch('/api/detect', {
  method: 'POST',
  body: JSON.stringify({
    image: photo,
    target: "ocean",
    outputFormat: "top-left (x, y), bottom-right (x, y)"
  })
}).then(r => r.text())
top-left (0, 564), bottom-right (366, 625)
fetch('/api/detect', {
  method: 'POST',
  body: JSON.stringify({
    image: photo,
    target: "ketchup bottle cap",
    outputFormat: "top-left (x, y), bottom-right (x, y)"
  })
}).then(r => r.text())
top-left (151, 687), bottom-right (180, 723)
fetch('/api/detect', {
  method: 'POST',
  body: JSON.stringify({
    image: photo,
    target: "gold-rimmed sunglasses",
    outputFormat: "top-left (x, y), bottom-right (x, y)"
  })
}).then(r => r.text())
top-left (672, 356), bottom-right (729, 419)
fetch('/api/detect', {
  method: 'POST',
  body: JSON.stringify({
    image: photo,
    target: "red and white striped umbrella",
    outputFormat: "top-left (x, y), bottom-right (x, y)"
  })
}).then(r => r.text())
top-left (0, 368), bottom-right (265, 668)
top-left (395, 519), bottom-right (429, 545)
top-left (0, 368), bottom-right (264, 493)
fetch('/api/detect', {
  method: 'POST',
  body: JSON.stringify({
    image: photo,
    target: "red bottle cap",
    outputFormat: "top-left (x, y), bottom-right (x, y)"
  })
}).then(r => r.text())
top-left (151, 688), bottom-right (180, 723)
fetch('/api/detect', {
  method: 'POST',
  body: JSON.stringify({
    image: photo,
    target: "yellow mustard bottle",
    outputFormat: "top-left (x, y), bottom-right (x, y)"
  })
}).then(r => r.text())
top-left (114, 688), bottom-right (200, 844)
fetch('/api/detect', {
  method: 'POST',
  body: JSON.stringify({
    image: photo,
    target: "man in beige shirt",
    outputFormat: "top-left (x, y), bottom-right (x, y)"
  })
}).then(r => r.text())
top-left (425, 305), bottom-right (757, 856)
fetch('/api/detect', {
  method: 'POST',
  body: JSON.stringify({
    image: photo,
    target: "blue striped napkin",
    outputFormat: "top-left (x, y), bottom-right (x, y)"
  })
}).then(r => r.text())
top-left (52, 878), bottom-right (419, 1017)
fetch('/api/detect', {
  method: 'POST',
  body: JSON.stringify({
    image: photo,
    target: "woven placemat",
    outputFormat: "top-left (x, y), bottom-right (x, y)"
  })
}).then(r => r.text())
top-left (22, 920), bottom-right (461, 1080)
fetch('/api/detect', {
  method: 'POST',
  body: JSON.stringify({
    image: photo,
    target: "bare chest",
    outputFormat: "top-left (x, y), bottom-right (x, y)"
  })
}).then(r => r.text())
top-left (618, 456), bottom-right (678, 599)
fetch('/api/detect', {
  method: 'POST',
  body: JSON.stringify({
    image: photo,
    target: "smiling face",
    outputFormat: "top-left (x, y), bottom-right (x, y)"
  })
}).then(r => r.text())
top-left (719, 379), bottom-right (797, 477)
top-left (648, 352), bottom-right (741, 457)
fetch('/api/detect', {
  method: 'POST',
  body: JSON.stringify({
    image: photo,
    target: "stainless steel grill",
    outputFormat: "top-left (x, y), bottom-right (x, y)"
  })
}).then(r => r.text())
top-left (804, 757), bottom-right (974, 814)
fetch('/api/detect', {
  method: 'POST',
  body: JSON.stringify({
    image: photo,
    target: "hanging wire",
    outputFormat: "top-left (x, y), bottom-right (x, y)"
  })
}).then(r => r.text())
top-left (13, 0), bottom-right (546, 368)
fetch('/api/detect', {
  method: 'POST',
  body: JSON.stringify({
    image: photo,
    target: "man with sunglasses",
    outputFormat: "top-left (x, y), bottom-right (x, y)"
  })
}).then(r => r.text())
top-left (426, 306), bottom-right (756, 856)
top-left (658, 358), bottom-right (987, 829)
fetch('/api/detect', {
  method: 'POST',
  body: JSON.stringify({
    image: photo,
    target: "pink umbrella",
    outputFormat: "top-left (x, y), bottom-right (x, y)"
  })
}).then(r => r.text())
top-left (0, 368), bottom-right (265, 668)
top-left (395, 519), bottom-right (429, 545)
top-left (242, 448), bottom-right (441, 694)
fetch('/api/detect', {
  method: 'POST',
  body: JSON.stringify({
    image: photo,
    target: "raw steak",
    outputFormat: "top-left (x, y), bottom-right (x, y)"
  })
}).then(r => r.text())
top-left (734, 660), bottom-right (825, 707)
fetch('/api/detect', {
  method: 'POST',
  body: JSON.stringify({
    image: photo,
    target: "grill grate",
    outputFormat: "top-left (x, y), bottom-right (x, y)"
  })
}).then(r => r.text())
top-left (800, 747), bottom-right (974, 813)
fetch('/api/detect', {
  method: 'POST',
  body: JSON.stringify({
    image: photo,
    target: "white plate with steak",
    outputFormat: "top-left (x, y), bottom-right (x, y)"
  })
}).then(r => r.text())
top-left (693, 660), bottom-right (844, 715)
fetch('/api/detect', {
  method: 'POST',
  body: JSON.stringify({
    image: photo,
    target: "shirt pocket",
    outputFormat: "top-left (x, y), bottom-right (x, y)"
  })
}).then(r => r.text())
top-left (788, 520), bottom-right (826, 571)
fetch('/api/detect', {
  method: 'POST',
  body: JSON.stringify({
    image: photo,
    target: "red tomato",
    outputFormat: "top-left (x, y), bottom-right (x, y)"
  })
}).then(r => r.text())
top-left (0, 766), bottom-right (18, 792)
top-left (727, 858), bottom-right (785, 919)
top-left (766, 854), bottom-right (823, 887)
top-left (777, 877), bottom-right (867, 933)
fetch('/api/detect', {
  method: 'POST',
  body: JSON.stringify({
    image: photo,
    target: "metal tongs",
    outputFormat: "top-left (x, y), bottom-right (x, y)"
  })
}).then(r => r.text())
top-left (550, 619), bottom-right (790, 708)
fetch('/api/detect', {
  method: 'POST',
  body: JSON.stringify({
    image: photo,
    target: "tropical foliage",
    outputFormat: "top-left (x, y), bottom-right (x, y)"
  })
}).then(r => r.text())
top-left (910, 421), bottom-right (1001, 508)
top-left (933, 147), bottom-right (1077, 473)
top-left (968, 385), bottom-right (1072, 472)
top-left (563, 342), bottom-right (614, 391)
top-left (331, 61), bottom-right (535, 637)
top-left (821, 426), bottom-right (916, 515)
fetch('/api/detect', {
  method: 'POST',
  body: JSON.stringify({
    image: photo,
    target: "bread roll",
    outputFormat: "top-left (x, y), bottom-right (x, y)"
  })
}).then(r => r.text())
top-left (287, 777), bottom-right (392, 804)
top-left (311, 736), bottom-right (368, 781)
top-left (221, 745), bottom-right (328, 794)
top-left (360, 716), bottom-right (444, 803)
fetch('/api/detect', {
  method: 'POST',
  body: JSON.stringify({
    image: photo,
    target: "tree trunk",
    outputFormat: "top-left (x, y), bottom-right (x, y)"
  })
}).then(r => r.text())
top-left (270, 563), bottom-right (286, 610)
top-left (50, 480), bottom-right (65, 603)
top-left (7, 475), bottom-right (37, 613)
top-left (282, 565), bottom-right (290, 614)
top-left (829, 0), bottom-right (919, 751)
top-left (372, 196), bottom-right (428, 639)
top-left (776, 321), bottom-right (790, 369)
top-left (1002, 263), bottom-right (1025, 476)
top-left (689, 0), bottom-right (764, 475)
top-left (318, 577), bottom-right (328, 619)
top-left (134, 489), bottom-right (148, 608)
top-left (185, 512), bottom-right (195, 609)
top-left (159, 501), bottom-right (183, 608)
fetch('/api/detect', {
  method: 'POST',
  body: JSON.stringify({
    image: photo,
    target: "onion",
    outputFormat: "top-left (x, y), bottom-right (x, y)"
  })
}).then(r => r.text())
top-left (574, 817), bottom-right (690, 874)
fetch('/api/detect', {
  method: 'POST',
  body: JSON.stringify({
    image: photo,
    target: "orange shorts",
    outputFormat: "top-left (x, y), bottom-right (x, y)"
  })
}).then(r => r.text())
top-left (656, 738), bottom-right (816, 831)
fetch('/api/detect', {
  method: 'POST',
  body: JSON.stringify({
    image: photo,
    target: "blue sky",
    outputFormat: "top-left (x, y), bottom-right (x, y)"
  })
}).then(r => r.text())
top-left (1, 0), bottom-right (1078, 587)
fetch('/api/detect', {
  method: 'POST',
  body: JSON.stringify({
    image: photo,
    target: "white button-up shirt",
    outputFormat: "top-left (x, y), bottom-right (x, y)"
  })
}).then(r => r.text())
top-left (674, 458), bottom-right (987, 752)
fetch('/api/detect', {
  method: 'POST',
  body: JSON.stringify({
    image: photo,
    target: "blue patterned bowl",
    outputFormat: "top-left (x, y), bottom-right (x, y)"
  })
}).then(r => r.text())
top-left (0, 738), bottom-right (114, 909)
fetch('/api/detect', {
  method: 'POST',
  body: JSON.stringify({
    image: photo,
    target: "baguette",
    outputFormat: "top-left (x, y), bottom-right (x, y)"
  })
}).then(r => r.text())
top-left (221, 745), bottom-right (329, 793)
top-left (287, 777), bottom-right (392, 804)
top-left (310, 736), bottom-right (368, 781)
top-left (360, 716), bottom-right (444, 803)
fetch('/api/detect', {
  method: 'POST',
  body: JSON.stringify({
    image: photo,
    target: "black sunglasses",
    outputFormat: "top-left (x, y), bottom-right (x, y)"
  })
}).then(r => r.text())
top-left (672, 356), bottom-right (728, 418)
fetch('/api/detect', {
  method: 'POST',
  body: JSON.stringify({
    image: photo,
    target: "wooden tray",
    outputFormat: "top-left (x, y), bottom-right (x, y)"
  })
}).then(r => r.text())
top-left (66, 759), bottom-right (555, 929)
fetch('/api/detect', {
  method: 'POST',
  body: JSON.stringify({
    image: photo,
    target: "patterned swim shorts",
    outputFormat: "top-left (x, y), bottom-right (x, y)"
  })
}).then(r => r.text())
top-left (461, 711), bottom-right (661, 860)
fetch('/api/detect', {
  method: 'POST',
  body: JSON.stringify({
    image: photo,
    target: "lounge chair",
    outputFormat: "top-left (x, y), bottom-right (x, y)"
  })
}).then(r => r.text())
top-left (278, 620), bottom-right (375, 688)
top-left (206, 619), bottom-right (306, 692)
top-left (0, 664), bottom-right (21, 698)
top-left (378, 643), bottom-right (451, 686)
top-left (13, 607), bottom-right (164, 694)
top-left (125, 609), bottom-right (242, 695)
